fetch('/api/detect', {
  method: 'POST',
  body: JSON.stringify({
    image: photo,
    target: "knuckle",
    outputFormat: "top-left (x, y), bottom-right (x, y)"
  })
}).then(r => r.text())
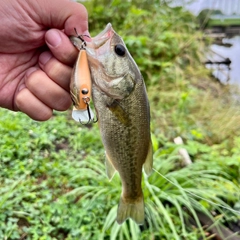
top-left (45, 60), bottom-right (72, 90)
top-left (15, 88), bottom-right (26, 107)
top-left (45, 58), bottom-right (61, 77)
top-left (45, 59), bottom-right (69, 78)
top-left (15, 88), bottom-right (53, 121)
top-left (58, 49), bottom-right (77, 65)
top-left (25, 70), bottom-right (42, 89)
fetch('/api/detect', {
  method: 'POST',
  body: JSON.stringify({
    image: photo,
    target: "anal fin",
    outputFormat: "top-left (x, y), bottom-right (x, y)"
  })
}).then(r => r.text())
top-left (105, 152), bottom-right (116, 181)
top-left (143, 139), bottom-right (153, 176)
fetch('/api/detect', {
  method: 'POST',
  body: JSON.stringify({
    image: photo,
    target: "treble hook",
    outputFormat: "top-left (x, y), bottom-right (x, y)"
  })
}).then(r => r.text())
top-left (74, 28), bottom-right (90, 50)
top-left (79, 97), bottom-right (98, 125)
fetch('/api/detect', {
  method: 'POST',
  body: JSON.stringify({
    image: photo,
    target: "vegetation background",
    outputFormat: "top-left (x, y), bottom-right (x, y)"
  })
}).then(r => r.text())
top-left (0, 0), bottom-right (240, 239)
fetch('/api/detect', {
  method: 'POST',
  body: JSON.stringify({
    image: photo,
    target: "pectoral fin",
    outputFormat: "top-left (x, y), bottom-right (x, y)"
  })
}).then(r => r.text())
top-left (105, 152), bottom-right (116, 181)
top-left (108, 100), bottom-right (130, 126)
top-left (143, 139), bottom-right (153, 176)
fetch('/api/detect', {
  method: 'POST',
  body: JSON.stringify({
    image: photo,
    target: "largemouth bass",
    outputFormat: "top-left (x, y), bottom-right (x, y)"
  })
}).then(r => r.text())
top-left (71, 23), bottom-right (153, 225)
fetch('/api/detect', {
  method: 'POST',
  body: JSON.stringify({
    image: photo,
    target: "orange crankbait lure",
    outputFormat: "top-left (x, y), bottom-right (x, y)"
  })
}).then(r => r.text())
top-left (72, 49), bottom-right (91, 110)
top-left (70, 32), bottom-right (97, 124)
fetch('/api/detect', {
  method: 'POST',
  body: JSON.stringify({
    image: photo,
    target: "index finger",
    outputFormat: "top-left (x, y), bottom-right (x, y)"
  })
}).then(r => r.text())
top-left (45, 29), bottom-right (79, 66)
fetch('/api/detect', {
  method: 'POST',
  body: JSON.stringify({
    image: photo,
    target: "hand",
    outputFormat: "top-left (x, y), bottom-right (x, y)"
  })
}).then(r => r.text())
top-left (0, 0), bottom-right (88, 121)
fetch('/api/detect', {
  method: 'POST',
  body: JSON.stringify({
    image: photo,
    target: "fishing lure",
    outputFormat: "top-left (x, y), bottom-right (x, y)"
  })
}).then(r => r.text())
top-left (70, 31), bottom-right (97, 124)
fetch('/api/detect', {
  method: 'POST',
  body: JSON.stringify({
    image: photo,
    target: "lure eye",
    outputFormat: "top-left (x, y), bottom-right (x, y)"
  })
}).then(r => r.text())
top-left (81, 88), bottom-right (89, 95)
top-left (114, 44), bottom-right (126, 57)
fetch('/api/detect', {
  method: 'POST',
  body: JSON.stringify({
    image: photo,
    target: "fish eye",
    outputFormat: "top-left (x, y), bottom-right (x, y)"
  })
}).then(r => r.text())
top-left (114, 44), bottom-right (126, 57)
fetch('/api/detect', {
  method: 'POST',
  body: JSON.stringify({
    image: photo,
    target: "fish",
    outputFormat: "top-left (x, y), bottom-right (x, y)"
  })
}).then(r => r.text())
top-left (70, 23), bottom-right (153, 225)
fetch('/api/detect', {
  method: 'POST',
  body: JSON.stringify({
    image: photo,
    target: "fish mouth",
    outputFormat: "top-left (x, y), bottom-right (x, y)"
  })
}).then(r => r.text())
top-left (70, 23), bottom-right (114, 66)
top-left (91, 23), bottom-right (113, 45)
top-left (85, 23), bottom-right (114, 65)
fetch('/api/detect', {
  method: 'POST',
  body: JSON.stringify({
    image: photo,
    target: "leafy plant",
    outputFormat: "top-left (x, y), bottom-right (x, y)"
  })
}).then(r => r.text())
top-left (65, 141), bottom-right (240, 239)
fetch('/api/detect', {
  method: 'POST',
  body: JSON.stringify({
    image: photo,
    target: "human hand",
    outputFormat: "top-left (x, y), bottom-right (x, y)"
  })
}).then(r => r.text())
top-left (0, 0), bottom-right (88, 121)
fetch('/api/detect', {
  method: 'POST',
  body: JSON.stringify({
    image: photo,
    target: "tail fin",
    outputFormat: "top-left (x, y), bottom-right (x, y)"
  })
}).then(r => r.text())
top-left (116, 195), bottom-right (145, 225)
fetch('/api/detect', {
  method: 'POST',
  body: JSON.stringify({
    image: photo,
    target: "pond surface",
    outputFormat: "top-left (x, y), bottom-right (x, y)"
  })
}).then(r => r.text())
top-left (207, 36), bottom-right (240, 85)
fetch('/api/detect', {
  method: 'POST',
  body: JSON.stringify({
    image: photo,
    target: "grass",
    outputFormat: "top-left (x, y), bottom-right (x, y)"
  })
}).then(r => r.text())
top-left (0, 110), bottom-right (105, 239)
top-left (99, 147), bottom-right (240, 239)
top-left (0, 109), bottom-right (239, 239)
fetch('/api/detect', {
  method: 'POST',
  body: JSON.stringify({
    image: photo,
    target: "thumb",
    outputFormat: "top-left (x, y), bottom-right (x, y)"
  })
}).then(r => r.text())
top-left (31, 0), bottom-right (89, 36)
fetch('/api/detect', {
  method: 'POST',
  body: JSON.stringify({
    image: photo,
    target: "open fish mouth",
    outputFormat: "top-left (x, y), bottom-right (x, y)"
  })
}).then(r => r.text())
top-left (70, 23), bottom-right (115, 65)
top-left (85, 23), bottom-right (115, 62)
top-left (91, 23), bottom-right (113, 45)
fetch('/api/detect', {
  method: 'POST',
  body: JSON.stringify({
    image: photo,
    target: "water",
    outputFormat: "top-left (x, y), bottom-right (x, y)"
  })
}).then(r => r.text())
top-left (185, 0), bottom-right (240, 15)
top-left (206, 36), bottom-right (240, 84)
top-left (172, 1), bottom-right (240, 84)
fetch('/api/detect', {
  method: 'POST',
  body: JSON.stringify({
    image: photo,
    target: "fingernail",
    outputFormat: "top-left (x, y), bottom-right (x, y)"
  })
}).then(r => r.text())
top-left (39, 52), bottom-right (52, 66)
top-left (46, 30), bottom-right (62, 47)
top-left (25, 67), bottom-right (38, 78)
